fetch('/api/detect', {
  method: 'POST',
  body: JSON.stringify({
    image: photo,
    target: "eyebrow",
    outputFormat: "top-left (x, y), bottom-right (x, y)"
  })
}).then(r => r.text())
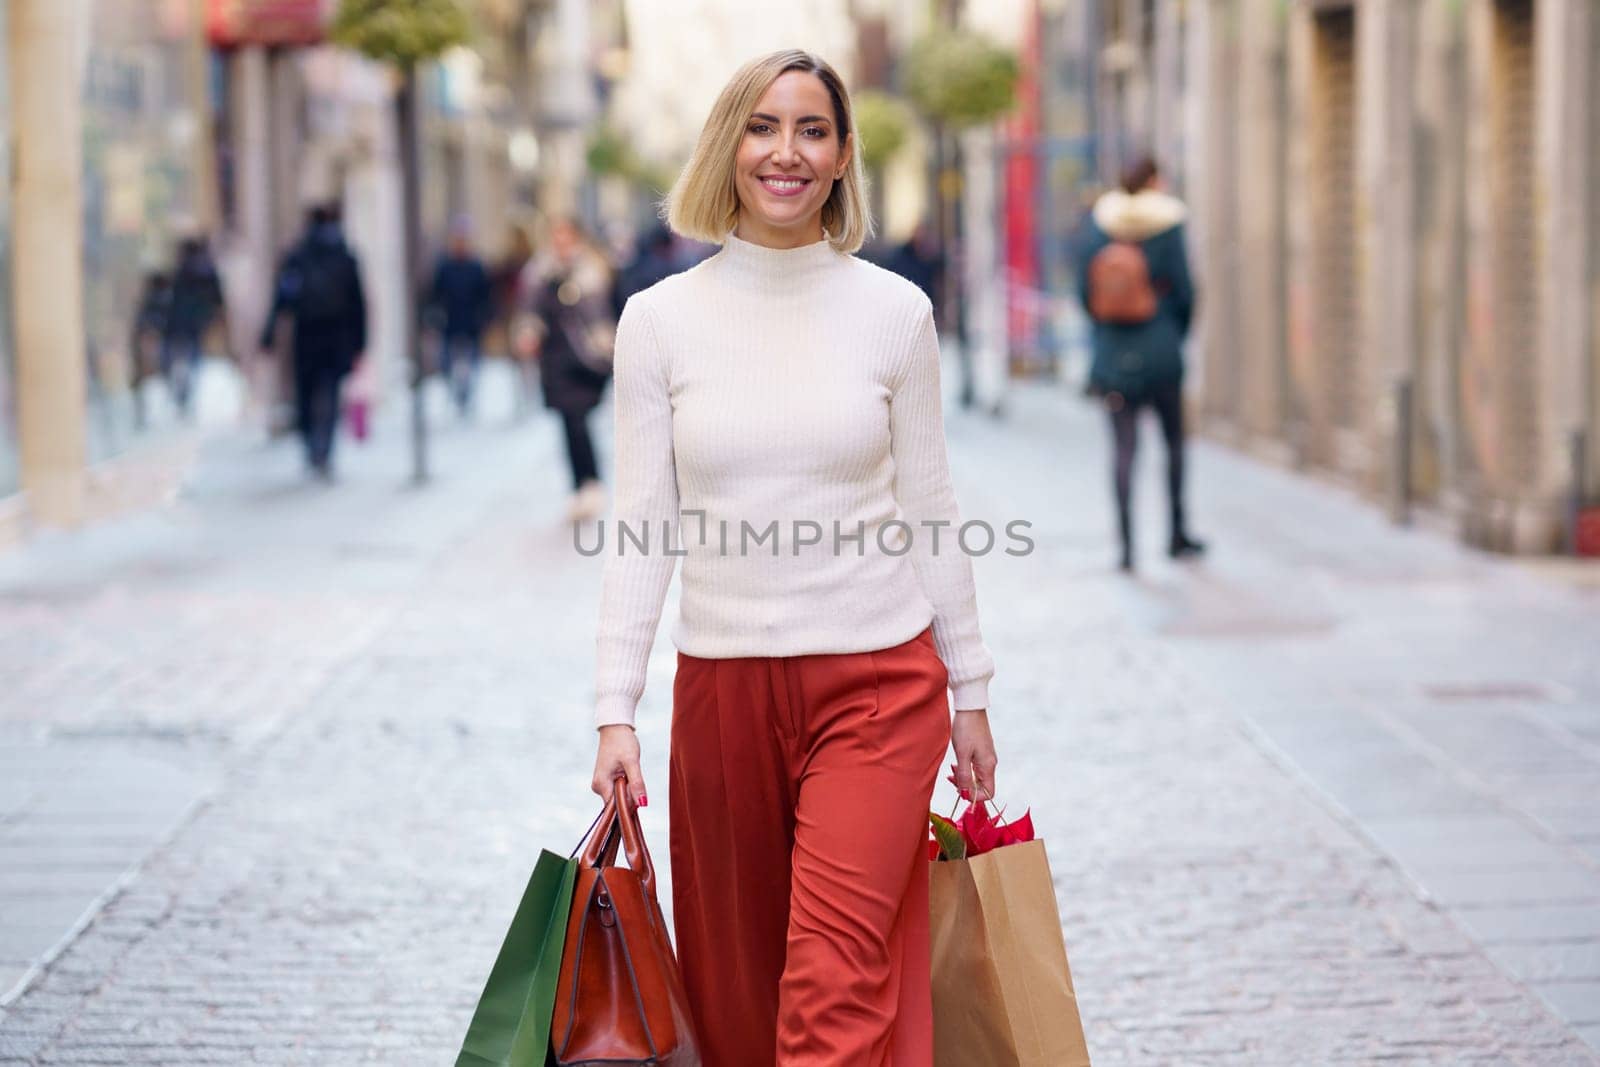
top-left (750, 112), bottom-right (832, 125)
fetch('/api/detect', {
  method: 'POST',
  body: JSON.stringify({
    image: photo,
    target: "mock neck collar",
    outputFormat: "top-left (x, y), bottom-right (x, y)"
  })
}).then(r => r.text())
top-left (717, 227), bottom-right (843, 285)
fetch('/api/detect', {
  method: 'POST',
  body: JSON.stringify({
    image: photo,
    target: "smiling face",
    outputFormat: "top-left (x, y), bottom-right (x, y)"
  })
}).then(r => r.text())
top-left (732, 70), bottom-right (853, 249)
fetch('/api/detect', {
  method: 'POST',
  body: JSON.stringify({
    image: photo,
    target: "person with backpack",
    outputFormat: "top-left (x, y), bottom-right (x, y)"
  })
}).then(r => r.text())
top-left (259, 203), bottom-right (368, 480)
top-left (1078, 156), bottom-right (1205, 571)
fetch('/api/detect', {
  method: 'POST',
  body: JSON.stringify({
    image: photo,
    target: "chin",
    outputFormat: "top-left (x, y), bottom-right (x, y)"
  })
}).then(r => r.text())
top-left (756, 207), bottom-right (820, 230)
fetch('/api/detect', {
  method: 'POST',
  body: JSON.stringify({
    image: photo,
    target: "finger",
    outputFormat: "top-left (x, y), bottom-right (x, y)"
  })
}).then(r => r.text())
top-left (945, 772), bottom-right (974, 801)
top-left (947, 758), bottom-right (972, 809)
top-left (950, 760), bottom-right (975, 794)
top-left (623, 761), bottom-right (647, 809)
top-left (974, 760), bottom-right (997, 803)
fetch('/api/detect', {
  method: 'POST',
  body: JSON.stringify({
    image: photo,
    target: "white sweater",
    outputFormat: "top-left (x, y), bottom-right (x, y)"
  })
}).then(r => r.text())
top-left (593, 229), bottom-right (994, 728)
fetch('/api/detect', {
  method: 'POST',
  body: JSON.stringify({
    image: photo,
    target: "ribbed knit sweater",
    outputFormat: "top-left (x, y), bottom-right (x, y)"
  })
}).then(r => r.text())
top-left (593, 229), bottom-right (995, 729)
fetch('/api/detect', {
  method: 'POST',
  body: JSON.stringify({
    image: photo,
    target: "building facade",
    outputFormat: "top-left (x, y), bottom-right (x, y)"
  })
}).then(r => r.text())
top-left (3, 0), bottom-right (218, 529)
top-left (1099, 0), bottom-right (1599, 554)
top-left (1, 0), bottom-right (547, 535)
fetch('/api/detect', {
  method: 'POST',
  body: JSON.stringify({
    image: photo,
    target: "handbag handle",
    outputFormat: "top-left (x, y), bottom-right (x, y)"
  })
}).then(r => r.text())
top-left (576, 775), bottom-right (657, 899)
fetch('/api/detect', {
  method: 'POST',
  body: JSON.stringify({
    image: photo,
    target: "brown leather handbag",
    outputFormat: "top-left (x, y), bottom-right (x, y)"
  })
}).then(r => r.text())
top-left (551, 777), bottom-right (701, 1066)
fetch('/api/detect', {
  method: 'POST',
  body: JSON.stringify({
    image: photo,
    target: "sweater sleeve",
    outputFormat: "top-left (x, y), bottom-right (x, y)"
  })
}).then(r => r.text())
top-left (593, 297), bottom-right (680, 729)
top-left (889, 301), bottom-right (996, 711)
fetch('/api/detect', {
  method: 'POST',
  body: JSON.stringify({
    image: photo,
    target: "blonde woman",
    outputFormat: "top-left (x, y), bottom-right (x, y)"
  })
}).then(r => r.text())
top-left (590, 50), bottom-right (997, 1065)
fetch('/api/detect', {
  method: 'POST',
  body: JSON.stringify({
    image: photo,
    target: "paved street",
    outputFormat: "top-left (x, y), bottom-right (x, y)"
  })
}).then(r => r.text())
top-left (1, 359), bottom-right (1597, 1064)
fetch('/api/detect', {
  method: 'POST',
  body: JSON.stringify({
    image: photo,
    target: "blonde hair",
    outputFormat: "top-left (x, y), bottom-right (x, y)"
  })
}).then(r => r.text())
top-left (663, 49), bottom-right (873, 254)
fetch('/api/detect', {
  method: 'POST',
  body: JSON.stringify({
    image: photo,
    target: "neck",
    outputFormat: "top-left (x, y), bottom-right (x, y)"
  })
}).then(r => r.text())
top-left (733, 215), bottom-right (825, 250)
top-left (718, 225), bottom-right (841, 288)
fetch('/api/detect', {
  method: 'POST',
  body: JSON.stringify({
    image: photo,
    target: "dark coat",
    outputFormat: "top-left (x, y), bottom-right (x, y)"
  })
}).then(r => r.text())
top-left (527, 251), bottom-right (615, 414)
top-left (614, 248), bottom-right (676, 319)
top-left (1076, 189), bottom-right (1195, 401)
top-left (166, 246), bottom-right (225, 341)
top-left (881, 238), bottom-right (942, 305)
top-left (429, 254), bottom-right (492, 338)
top-left (260, 223), bottom-right (367, 378)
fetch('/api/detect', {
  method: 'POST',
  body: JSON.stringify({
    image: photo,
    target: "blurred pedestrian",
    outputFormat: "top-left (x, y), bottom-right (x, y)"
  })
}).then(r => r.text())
top-left (880, 218), bottom-right (943, 307)
top-left (129, 266), bottom-right (173, 430)
top-left (427, 218), bottom-right (492, 415)
top-left (259, 203), bottom-right (368, 481)
top-left (1077, 155), bottom-right (1205, 571)
top-left (519, 216), bottom-right (616, 520)
top-left (164, 234), bottom-right (228, 418)
top-left (587, 49), bottom-right (996, 1065)
top-left (491, 224), bottom-right (537, 416)
top-left (613, 223), bottom-right (678, 315)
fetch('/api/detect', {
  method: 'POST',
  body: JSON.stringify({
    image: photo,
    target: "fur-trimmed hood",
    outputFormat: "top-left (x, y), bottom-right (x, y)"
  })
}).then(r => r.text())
top-left (1092, 189), bottom-right (1187, 242)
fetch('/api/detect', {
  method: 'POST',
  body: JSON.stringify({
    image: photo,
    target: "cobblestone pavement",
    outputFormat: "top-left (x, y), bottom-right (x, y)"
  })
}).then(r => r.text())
top-left (1, 363), bottom-right (1597, 1064)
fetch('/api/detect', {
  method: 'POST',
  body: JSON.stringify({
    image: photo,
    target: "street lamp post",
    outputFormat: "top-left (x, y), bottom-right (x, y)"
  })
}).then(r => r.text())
top-left (396, 66), bottom-right (430, 485)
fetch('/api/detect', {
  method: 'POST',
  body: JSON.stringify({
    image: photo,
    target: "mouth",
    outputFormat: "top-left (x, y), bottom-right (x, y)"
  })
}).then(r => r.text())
top-left (758, 175), bottom-right (813, 197)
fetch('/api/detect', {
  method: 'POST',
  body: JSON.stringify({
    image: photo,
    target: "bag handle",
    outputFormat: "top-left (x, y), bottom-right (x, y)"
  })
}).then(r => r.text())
top-left (575, 775), bottom-right (657, 899)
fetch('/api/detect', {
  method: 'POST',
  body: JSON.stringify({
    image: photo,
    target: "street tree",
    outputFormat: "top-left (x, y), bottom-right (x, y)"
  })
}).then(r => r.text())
top-left (902, 30), bottom-right (1018, 407)
top-left (330, 0), bottom-right (473, 485)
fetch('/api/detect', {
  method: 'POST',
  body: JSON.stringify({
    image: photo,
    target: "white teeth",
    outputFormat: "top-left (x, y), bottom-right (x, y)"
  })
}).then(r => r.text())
top-left (762, 178), bottom-right (806, 189)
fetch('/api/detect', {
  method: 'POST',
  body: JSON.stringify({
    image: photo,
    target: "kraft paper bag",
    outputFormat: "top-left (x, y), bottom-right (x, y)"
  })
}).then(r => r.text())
top-left (929, 839), bottom-right (1091, 1067)
top-left (456, 849), bottom-right (579, 1067)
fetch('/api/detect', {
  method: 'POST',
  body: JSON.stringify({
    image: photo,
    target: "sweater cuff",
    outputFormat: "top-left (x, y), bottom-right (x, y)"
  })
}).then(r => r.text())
top-left (594, 693), bottom-right (639, 730)
top-left (950, 677), bottom-right (990, 713)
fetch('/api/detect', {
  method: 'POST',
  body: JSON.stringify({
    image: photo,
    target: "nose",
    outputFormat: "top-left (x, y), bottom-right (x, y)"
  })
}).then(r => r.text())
top-left (770, 133), bottom-right (801, 166)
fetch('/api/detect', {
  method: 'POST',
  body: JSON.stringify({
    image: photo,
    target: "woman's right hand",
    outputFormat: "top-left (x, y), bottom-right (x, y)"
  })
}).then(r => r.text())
top-left (593, 724), bottom-right (647, 808)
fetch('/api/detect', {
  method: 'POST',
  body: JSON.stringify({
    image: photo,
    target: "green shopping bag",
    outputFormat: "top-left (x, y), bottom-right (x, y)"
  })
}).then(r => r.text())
top-left (455, 848), bottom-right (580, 1067)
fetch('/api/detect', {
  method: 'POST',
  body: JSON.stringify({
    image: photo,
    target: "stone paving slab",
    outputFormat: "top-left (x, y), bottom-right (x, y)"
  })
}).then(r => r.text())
top-left (957, 383), bottom-right (1600, 1054)
top-left (0, 368), bottom-right (551, 1019)
top-left (1458, 904), bottom-right (1600, 945)
top-left (0, 372), bottom-right (1595, 1063)
top-left (0, 739), bottom-right (218, 1006)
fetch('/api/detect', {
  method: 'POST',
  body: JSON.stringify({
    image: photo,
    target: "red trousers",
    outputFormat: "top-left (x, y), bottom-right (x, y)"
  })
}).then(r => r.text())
top-left (668, 625), bottom-right (951, 1067)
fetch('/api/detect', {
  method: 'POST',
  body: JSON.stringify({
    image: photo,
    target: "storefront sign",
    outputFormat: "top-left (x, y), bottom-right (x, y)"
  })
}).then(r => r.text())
top-left (206, 0), bottom-right (330, 47)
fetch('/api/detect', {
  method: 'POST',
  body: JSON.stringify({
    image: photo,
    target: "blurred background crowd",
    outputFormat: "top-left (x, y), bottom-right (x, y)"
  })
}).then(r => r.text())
top-left (0, 0), bottom-right (1597, 557)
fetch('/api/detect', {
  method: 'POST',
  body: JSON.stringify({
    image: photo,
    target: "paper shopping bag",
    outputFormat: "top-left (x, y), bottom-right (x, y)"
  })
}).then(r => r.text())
top-left (929, 839), bottom-right (1091, 1067)
top-left (456, 849), bottom-right (580, 1067)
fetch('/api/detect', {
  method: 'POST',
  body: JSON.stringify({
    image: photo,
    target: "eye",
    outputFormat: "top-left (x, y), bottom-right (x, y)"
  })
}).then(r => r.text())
top-left (747, 122), bottom-right (772, 134)
top-left (804, 126), bottom-right (827, 138)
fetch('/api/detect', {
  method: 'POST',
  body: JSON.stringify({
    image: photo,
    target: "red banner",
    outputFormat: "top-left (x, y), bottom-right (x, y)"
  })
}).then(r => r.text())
top-left (207, 0), bottom-right (330, 47)
top-left (1003, 0), bottom-right (1042, 371)
top-left (1577, 507), bottom-right (1600, 557)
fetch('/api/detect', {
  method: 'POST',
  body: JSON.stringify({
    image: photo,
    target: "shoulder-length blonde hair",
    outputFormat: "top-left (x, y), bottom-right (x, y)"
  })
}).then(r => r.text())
top-left (663, 49), bottom-right (873, 254)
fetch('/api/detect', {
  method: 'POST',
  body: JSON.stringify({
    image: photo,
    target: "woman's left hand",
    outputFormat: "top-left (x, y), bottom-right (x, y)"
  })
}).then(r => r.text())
top-left (949, 708), bottom-right (997, 804)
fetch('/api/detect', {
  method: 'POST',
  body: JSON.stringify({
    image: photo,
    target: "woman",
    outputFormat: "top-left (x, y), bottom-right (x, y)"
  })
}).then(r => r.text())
top-left (521, 217), bottom-right (616, 520)
top-left (589, 50), bottom-right (998, 1065)
top-left (1077, 156), bottom-right (1205, 571)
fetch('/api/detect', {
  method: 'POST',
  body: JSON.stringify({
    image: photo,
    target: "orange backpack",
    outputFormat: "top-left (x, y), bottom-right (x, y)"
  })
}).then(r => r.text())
top-left (1087, 240), bottom-right (1158, 325)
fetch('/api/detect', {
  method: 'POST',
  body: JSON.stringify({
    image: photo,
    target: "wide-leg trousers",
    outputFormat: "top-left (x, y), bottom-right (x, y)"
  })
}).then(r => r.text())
top-left (668, 624), bottom-right (951, 1067)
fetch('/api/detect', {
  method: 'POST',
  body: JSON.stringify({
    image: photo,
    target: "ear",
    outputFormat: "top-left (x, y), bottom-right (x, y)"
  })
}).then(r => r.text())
top-left (835, 131), bottom-right (854, 180)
